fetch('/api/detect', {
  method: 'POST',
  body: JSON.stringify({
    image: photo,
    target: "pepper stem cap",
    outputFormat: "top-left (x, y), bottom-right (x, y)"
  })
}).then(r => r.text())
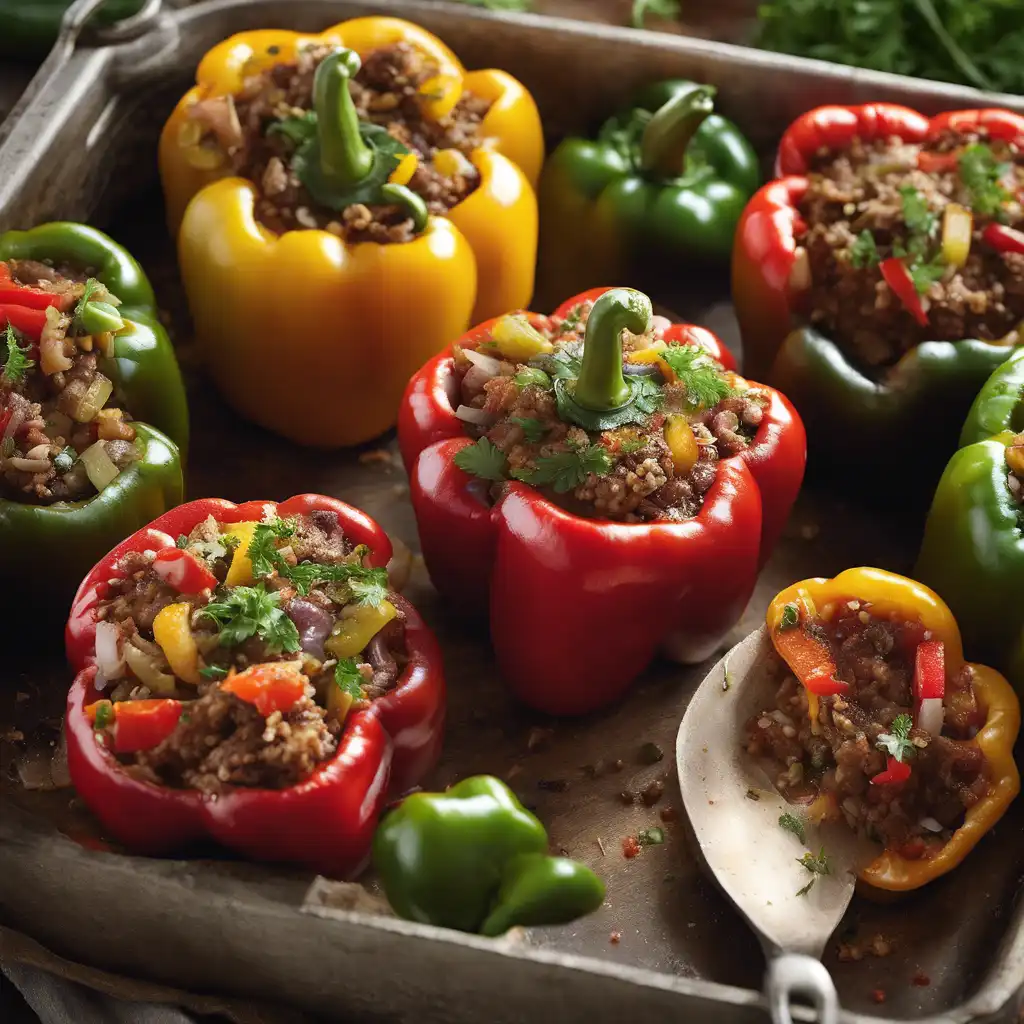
top-left (314, 48), bottom-right (375, 185)
top-left (640, 84), bottom-right (716, 180)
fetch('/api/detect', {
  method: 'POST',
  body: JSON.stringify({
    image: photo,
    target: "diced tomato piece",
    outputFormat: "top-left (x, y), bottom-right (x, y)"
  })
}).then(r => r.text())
top-left (914, 641), bottom-right (945, 700)
top-left (151, 548), bottom-right (218, 594)
top-left (111, 699), bottom-right (183, 753)
top-left (871, 757), bottom-right (911, 786)
top-left (222, 662), bottom-right (307, 717)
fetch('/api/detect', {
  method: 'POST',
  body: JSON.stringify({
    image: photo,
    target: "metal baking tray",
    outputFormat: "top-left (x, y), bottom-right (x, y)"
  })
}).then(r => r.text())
top-left (0, 2), bottom-right (1022, 1022)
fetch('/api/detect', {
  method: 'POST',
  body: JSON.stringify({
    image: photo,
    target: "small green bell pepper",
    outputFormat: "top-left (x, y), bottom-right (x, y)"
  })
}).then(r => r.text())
top-left (915, 348), bottom-right (1024, 695)
top-left (0, 0), bottom-right (146, 57)
top-left (372, 776), bottom-right (605, 936)
top-left (537, 80), bottom-right (759, 303)
top-left (0, 223), bottom-right (188, 609)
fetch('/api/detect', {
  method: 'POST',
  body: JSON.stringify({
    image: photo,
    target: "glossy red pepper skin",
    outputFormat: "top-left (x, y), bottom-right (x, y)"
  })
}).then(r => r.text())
top-left (151, 547), bottom-right (218, 594)
top-left (0, 303), bottom-right (48, 338)
top-left (398, 288), bottom-right (806, 715)
top-left (983, 223), bottom-right (1024, 255)
top-left (734, 104), bottom-right (1024, 499)
top-left (64, 494), bottom-right (446, 877)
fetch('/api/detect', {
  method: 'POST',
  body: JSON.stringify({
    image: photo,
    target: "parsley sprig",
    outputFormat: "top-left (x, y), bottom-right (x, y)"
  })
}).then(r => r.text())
top-left (334, 658), bottom-right (366, 701)
top-left (2, 323), bottom-right (34, 386)
top-left (201, 584), bottom-right (301, 653)
top-left (511, 441), bottom-right (613, 493)
top-left (849, 230), bottom-right (880, 269)
top-left (894, 186), bottom-right (946, 296)
top-left (660, 344), bottom-right (735, 409)
top-left (796, 847), bottom-right (831, 896)
top-left (779, 812), bottom-right (807, 843)
top-left (510, 417), bottom-right (548, 443)
top-left (454, 437), bottom-right (508, 481)
top-left (286, 562), bottom-right (389, 606)
top-left (876, 713), bottom-right (916, 763)
top-left (247, 518), bottom-right (296, 578)
top-left (958, 143), bottom-right (1011, 218)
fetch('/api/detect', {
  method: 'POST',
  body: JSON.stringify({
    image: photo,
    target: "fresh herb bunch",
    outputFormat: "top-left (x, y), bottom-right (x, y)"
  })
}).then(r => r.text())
top-left (756, 0), bottom-right (1024, 96)
top-left (660, 344), bottom-right (735, 409)
top-left (201, 584), bottom-right (301, 653)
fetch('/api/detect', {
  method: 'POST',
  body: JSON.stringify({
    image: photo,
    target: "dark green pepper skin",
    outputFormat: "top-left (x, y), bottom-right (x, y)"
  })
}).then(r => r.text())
top-left (537, 80), bottom-right (759, 305)
top-left (373, 776), bottom-right (605, 937)
top-left (915, 349), bottom-right (1024, 694)
top-left (0, 223), bottom-right (188, 613)
top-left (0, 0), bottom-right (145, 57)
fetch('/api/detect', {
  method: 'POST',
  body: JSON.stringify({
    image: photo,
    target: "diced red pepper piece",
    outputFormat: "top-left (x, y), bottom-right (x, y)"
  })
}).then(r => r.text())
top-left (0, 284), bottom-right (64, 311)
top-left (804, 667), bottom-right (851, 696)
top-left (151, 547), bottom-right (218, 594)
top-left (914, 641), bottom-right (945, 700)
top-left (108, 699), bottom-right (183, 753)
top-left (982, 223), bottom-right (1024, 256)
top-left (880, 258), bottom-right (928, 327)
top-left (222, 662), bottom-right (307, 717)
top-left (0, 304), bottom-right (48, 340)
top-left (916, 151), bottom-right (958, 174)
top-left (871, 756), bottom-right (912, 786)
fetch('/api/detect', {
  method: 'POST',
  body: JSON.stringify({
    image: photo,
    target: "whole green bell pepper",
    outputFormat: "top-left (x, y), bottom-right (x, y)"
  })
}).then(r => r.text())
top-left (0, 0), bottom-right (146, 57)
top-left (536, 80), bottom-right (758, 304)
top-left (915, 348), bottom-right (1024, 695)
top-left (372, 776), bottom-right (605, 936)
top-left (0, 223), bottom-right (188, 610)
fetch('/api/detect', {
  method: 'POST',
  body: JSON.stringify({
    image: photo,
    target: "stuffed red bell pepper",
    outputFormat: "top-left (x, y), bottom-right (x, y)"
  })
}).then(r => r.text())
top-left (733, 105), bottom-right (1024, 493)
top-left (398, 287), bottom-right (806, 715)
top-left (64, 494), bottom-right (445, 877)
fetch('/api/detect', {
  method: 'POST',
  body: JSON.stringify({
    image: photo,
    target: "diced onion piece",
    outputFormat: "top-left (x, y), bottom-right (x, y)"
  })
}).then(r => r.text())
top-left (462, 364), bottom-right (496, 394)
top-left (25, 443), bottom-right (51, 460)
top-left (80, 441), bottom-right (120, 491)
top-left (463, 347), bottom-right (502, 376)
top-left (7, 457), bottom-right (50, 472)
top-left (455, 404), bottom-right (497, 427)
top-left (94, 621), bottom-right (125, 680)
top-left (40, 306), bottom-right (72, 374)
top-left (916, 696), bottom-right (944, 736)
top-left (919, 817), bottom-right (944, 833)
top-left (123, 643), bottom-right (177, 695)
top-left (941, 203), bottom-right (973, 268)
top-left (70, 374), bottom-right (114, 423)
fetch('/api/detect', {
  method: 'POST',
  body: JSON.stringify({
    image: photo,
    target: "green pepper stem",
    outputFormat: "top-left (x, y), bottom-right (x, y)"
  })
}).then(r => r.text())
top-left (639, 84), bottom-right (716, 180)
top-left (379, 183), bottom-right (429, 234)
top-left (314, 49), bottom-right (375, 186)
top-left (573, 289), bottom-right (652, 412)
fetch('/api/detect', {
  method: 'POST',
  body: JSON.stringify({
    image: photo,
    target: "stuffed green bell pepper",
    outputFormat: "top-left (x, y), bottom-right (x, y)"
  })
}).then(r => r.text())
top-left (0, 0), bottom-right (146, 57)
top-left (0, 223), bottom-right (187, 606)
top-left (537, 81), bottom-right (758, 303)
top-left (373, 776), bottom-right (605, 936)
top-left (916, 348), bottom-right (1024, 695)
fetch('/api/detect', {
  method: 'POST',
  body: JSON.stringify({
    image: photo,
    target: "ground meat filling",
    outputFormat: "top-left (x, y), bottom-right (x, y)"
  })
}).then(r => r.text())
top-left (1007, 432), bottom-right (1024, 507)
top-left (184, 42), bottom-right (489, 241)
top-left (1, 262), bottom-right (136, 504)
top-left (453, 299), bottom-right (768, 522)
top-left (91, 509), bottom-right (407, 794)
top-left (798, 130), bottom-right (1024, 370)
top-left (746, 602), bottom-right (990, 859)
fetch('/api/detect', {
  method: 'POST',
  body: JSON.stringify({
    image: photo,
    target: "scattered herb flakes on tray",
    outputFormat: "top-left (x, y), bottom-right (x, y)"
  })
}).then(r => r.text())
top-left (756, 0), bottom-right (1024, 96)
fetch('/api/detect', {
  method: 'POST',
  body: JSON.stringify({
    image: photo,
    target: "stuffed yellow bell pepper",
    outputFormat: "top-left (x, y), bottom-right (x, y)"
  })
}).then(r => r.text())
top-left (756, 568), bottom-right (1020, 892)
top-left (159, 17), bottom-right (543, 447)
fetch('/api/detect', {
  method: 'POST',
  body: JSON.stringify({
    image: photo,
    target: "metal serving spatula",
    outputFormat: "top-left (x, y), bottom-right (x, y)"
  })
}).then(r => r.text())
top-left (676, 626), bottom-right (879, 1024)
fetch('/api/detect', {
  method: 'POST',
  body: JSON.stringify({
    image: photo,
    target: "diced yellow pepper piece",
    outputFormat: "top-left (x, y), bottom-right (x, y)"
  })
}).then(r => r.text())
top-left (629, 347), bottom-right (675, 382)
top-left (224, 521), bottom-right (259, 587)
top-left (152, 603), bottom-right (201, 685)
top-left (488, 315), bottom-right (553, 362)
top-left (418, 73), bottom-right (461, 120)
top-left (389, 153), bottom-right (419, 187)
top-left (665, 414), bottom-right (699, 473)
top-left (942, 203), bottom-right (973, 268)
top-left (325, 600), bottom-right (398, 661)
top-left (328, 684), bottom-right (355, 725)
top-left (433, 148), bottom-right (474, 178)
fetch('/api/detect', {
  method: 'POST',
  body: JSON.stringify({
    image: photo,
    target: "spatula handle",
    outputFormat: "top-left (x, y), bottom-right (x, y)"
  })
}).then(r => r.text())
top-left (765, 953), bottom-right (839, 1024)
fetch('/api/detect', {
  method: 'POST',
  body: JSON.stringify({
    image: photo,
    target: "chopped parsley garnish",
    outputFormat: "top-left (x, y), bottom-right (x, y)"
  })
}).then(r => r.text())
top-left (334, 658), bottom-right (366, 701)
top-left (796, 847), bottom-right (831, 896)
top-left (53, 446), bottom-right (77, 474)
top-left (849, 230), bottom-right (880, 268)
top-left (514, 367), bottom-right (552, 390)
top-left (93, 701), bottom-right (114, 730)
top-left (201, 583), bottom-right (301, 653)
top-left (637, 826), bottom-right (665, 846)
top-left (959, 143), bottom-right (1011, 218)
top-left (618, 438), bottom-right (645, 453)
top-left (71, 278), bottom-right (100, 335)
top-left (284, 562), bottom-right (389, 606)
top-left (2, 323), bottom-right (35, 386)
top-left (198, 665), bottom-right (228, 681)
top-left (630, 375), bottom-right (665, 415)
top-left (511, 442), bottom-right (612, 493)
top-left (557, 305), bottom-right (583, 332)
top-left (899, 186), bottom-right (937, 239)
top-left (660, 344), bottom-right (734, 409)
top-left (176, 534), bottom-right (189, 549)
top-left (907, 254), bottom-right (947, 296)
top-left (779, 812), bottom-right (807, 843)
top-left (510, 417), bottom-right (548, 443)
top-left (876, 712), bottom-right (915, 763)
top-left (247, 517), bottom-right (296, 578)
top-left (779, 602), bottom-right (800, 630)
top-left (546, 347), bottom-right (584, 381)
top-left (453, 437), bottom-right (508, 482)
top-left (266, 111), bottom-right (318, 147)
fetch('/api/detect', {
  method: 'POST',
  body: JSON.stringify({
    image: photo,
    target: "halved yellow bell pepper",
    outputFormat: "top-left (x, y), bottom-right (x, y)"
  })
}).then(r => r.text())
top-left (159, 18), bottom-right (543, 448)
top-left (767, 568), bottom-right (1021, 892)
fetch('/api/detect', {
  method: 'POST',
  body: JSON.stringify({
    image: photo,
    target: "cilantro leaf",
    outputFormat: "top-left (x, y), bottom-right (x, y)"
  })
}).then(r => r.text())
top-left (849, 230), bottom-right (880, 268)
top-left (795, 846), bottom-right (830, 895)
top-left (511, 443), bottom-right (613, 493)
top-left (959, 143), bottom-right (1011, 218)
top-left (93, 701), bottom-right (114, 730)
top-left (247, 517), bottom-right (295, 578)
top-left (660, 344), bottom-right (733, 409)
top-left (900, 186), bottom-right (937, 238)
top-left (907, 255), bottom-right (946, 296)
top-left (510, 417), bottom-right (548, 443)
top-left (453, 437), bottom-right (508, 482)
top-left (632, 375), bottom-right (665, 415)
top-left (779, 603), bottom-right (800, 630)
top-left (201, 584), bottom-right (300, 653)
top-left (557, 305), bottom-right (584, 332)
top-left (632, 0), bottom-right (680, 29)
top-left (334, 658), bottom-right (366, 701)
top-left (618, 437), bottom-right (645, 453)
top-left (265, 111), bottom-right (318, 147)
top-left (779, 812), bottom-right (806, 843)
top-left (532, 344), bottom-right (584, 382)
top-left (176, 534), bottom-right (189, 549)
top-left (2, 323), bottom-right (35, 386)
top-left (876, 713), bottom-right (915, 762)
top-left (282, 562), bottom-right (389, 605)
top-left (198, 665), bottom-right (228, 680)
